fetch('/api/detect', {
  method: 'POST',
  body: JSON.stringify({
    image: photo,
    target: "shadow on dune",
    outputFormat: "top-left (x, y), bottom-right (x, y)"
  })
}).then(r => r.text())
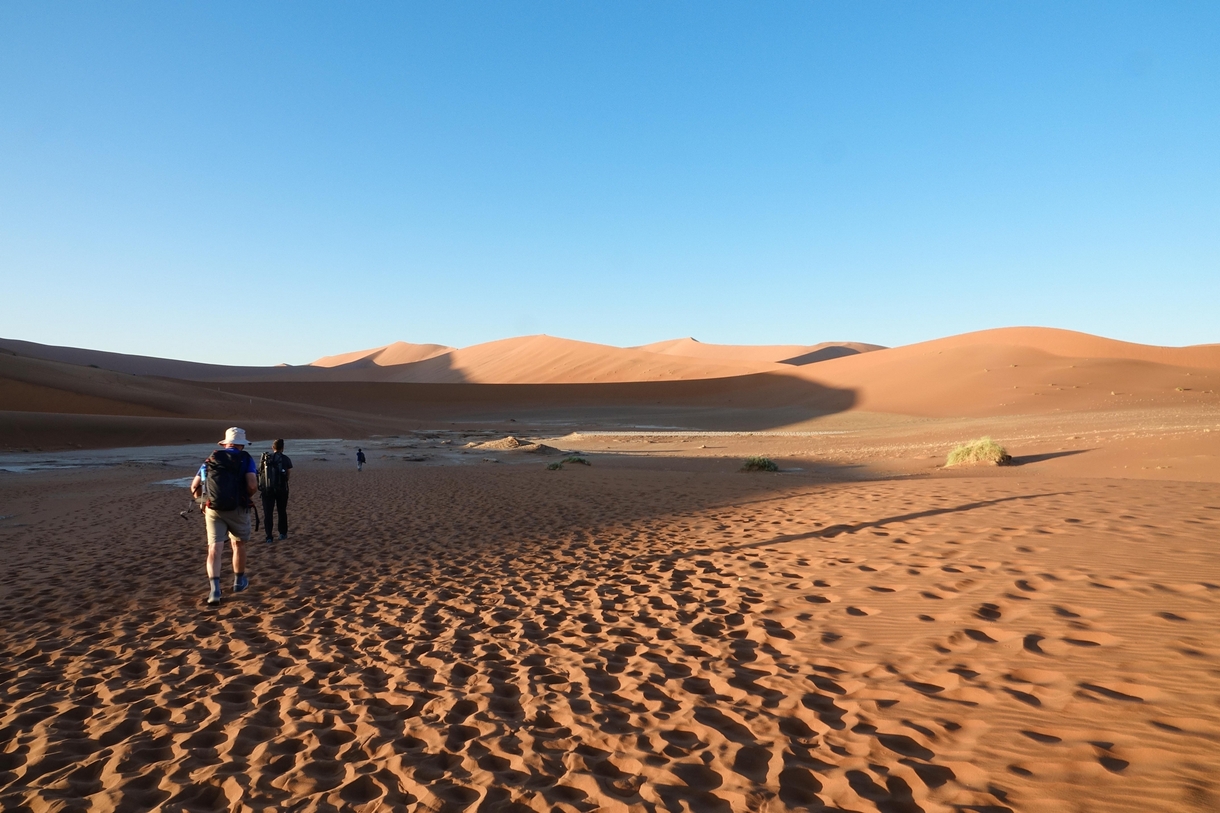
top-left (778, 346), bottom-right (864, 366)
top-left (215, 372), bottom-right (857, 433)
top-left (2, 344), bottom-right (859, 447)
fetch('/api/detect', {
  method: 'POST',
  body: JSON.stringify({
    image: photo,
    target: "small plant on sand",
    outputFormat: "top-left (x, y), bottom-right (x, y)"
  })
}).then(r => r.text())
top-left (741, 456), bottom-right (779, 472)
top-left (946, 437), bottom-right (1012, 467)
top-left (549, 456), bottom-right (591, 471)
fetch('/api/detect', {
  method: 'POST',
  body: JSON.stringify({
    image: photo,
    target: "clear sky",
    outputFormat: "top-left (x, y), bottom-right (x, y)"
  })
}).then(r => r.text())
top-left (2, 2), bottom-right (1217, 365)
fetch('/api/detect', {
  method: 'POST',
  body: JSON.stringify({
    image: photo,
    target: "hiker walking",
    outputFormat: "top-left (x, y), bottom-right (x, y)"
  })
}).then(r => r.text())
top-left (356, 448), bottom-right (366, 472)
top-left (190, 427), bottom-right (258, 606)
top-left (258, 438), bottom-right (293, 542)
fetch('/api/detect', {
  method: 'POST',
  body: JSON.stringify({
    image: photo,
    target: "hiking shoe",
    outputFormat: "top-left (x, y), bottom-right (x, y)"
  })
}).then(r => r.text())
top-left (207, 585), bottom-right (222, 606)
top-left (278, 533), bottom-right (287, 541)
top-left (264, 535), bottom-right (274, 543)
top-left (234, 574), bottom-right (249, 593)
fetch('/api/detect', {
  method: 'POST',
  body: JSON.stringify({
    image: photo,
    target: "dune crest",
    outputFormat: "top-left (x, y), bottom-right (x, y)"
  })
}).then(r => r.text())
top-left (637, 337), bottom-right (884, 365)
top-left (794, 326), bottom-right (1220, 418)
top-left (310, 341), bottom-right (453, 368)
top-left (832, 326), bottom-right (1220, 368)
top-left (369, 335), bottom-right (777, 384)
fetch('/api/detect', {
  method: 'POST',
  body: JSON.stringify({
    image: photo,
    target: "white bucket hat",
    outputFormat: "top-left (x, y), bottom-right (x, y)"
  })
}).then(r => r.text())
top-left (220, 427), bottom-right (250, 447)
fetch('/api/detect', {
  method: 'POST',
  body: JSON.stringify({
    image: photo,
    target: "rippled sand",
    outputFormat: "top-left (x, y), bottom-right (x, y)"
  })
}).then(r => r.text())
top-left (2, 454), bottom-right (1219, 812)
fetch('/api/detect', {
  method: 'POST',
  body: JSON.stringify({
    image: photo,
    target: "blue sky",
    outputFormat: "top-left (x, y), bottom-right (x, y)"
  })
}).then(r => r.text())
top-left (1, 2), bottom-right (1217, 365)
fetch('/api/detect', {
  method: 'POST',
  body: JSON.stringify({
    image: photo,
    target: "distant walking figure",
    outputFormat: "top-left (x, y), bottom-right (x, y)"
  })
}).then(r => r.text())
top-left (258, 438), bottom-right (293, 542)
top-left (190, 427), bottom-right (258, 606)
top-left (356, 448), bottom-right (366, 472)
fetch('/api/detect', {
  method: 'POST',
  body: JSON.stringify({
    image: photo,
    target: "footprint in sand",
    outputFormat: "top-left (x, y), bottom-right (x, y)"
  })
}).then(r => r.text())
top-left (1014, 576), bottom-right (1053, 593)
top-left (1052, 604), bottom-right (1104, 620)
top-left (1078, 680), bottom-right (1163, 703)
top-left (1155, 610), bottom-right (1205, 622)
top-left (1008, 667), bottom-right (1066, 685)
top-left (1061, 630), bottom-right (1122, 647)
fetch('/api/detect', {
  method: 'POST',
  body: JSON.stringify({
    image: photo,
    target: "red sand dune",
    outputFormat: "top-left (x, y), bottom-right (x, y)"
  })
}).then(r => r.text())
top-left (0, 351), bottom-right (411, 449)
top-left (638, 337), bottom-right (884, 365)
top-left (360, 335), bottom-right (776, 384)
top-left (3, 326), bottom-right (1219, 450)
top-left (798, 326), bottom-right (1220, 417)
top-left (310, 341), bottom-right (453, 368)
top-left (0, 337), bottom-right (288, 381)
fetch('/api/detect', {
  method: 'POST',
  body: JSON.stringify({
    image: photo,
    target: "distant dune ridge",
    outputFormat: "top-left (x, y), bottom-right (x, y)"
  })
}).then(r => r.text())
top-left (634, 337), bottom-right (885, 366)
top-left (327, 335), bottom-right (779, 384)
top-left (2, 327), bottom-right (1218, 449)
top-left (310, 341), bottom-right (454, 368)
top-left (796, 326), bottom-right (1220, 417)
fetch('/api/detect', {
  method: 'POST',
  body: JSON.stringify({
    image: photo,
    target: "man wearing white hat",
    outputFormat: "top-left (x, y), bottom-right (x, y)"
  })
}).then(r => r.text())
top-left (190, 427), bottom-right (259, 606)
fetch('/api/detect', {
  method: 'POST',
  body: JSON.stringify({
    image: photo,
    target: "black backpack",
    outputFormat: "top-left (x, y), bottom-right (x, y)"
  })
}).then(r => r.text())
top-left (258, 452), bottom-right (287, 495)
top-left (205, 449), bottom-right (253, 511)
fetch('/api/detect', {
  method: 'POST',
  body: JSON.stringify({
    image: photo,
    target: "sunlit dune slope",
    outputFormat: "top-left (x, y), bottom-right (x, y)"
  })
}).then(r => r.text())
top-left (311, 341), bottom-right (453, 368)
top-left (362, 335), bottom-right (774, 384)
top-left (636, 337), bottom-right (883, 365)
top-left (799, 326), bottom-right (1220, 417)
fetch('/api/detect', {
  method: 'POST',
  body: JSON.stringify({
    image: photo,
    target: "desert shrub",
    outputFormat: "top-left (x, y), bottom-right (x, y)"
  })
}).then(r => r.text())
top-left (946, 437), bottom-right (1011, 467)
top-left (546, 462), bottom-right (563, 470)
top-left (562, 456), bottom-right (591, 466)
top-left (741, 456), bottom-right (779, 472)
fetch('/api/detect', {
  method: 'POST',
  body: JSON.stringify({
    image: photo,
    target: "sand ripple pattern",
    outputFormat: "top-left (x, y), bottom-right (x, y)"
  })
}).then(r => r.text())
top-left (2, 467), bottom-right (1219, 812)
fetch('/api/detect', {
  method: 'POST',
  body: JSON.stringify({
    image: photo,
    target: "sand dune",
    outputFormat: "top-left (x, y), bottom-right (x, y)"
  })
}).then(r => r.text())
top-left (4, 327), bottom-right (1219, 450)
top-left (310, 341), bottom-right (453, 368)
top-left (817, 326), bottom-right (1220, 370)
top-left (369, 335), bottom-right (777, 384)
top-left (0, 335), bottom-right (776, 385)
top-left (637, 337), bottom-right (813, 363)
top-left (0, 352), bottom-right (416, 449)
top-left (797, 326), bottom-right (1220, 418)
top-left (0, 337), bottom-right (295, 381)
top-left (638, 337), bottom-right (884, 365)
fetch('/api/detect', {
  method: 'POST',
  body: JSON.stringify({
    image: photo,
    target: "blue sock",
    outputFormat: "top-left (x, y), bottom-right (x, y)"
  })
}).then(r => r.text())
top-left (211, 577), bottom-right (221, 592)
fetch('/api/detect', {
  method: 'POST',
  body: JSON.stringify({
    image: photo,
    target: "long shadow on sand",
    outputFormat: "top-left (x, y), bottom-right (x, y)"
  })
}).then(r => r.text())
top-left (671, 491), bottom-right (1073, 559)
top-left (1011, 449), bottom-right (1091, 466)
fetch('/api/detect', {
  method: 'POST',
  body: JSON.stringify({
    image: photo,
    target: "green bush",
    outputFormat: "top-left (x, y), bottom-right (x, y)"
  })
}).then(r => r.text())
top-left (740, 456), bottom-right (779, 472)
top-left (946, 437), bottom-right (1012, 467)
top-left (548, 455), bottom-right (591, 471)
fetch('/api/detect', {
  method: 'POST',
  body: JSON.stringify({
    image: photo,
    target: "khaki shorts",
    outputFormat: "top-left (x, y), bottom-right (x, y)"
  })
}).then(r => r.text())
top-left (205, 507), bottom-right (252, 546)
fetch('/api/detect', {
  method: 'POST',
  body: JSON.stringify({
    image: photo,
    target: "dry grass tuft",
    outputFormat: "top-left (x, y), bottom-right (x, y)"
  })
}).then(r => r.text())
top-left (946, 437), bottom-right (1012, 467)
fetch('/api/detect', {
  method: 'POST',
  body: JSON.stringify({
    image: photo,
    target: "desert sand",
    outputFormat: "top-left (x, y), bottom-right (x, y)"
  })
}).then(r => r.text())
top-left (2, 327), bottom-right (1220, 812)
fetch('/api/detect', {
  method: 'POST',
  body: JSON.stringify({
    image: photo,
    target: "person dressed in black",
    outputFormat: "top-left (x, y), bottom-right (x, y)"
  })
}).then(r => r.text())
top-left (259, 438), bottom-right (293, 542)
top-left (356, 448), bottom-right (366, 472)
